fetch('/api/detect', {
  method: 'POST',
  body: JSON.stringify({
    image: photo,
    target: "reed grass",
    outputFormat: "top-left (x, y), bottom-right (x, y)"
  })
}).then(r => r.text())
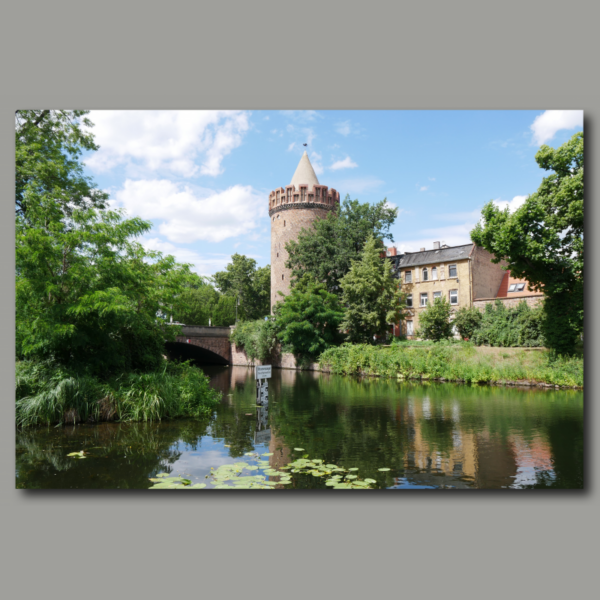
top-left (15, 360), bottom-right (221, 428)
top-left (319, 343), bottom-right (583, 388)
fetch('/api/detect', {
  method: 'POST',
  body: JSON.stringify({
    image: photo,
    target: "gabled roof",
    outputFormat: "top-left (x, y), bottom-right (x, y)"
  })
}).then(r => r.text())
top-left (290, 151), bottom-right (320, 188)
top-left (391, 243), bottom-right (474, 270)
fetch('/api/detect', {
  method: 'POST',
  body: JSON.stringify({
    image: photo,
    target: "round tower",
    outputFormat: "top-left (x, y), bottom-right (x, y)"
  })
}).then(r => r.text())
top-left (269, 151), bottom-right (340, 310)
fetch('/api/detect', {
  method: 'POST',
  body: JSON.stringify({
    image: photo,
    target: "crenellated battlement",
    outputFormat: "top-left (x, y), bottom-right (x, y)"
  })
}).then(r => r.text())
top-left (268, 183), bottom-right (340, 215)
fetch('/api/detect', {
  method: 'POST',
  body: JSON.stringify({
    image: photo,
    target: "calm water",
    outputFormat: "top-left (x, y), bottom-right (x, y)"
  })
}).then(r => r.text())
top-left (16, 366), bottom-right (584, 489)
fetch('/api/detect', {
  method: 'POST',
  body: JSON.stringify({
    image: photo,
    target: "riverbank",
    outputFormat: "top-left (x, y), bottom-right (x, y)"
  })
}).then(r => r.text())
top-left (15, 360), bottom-right (221, 427)
top-left (318, 343), bottom-right (583, 389)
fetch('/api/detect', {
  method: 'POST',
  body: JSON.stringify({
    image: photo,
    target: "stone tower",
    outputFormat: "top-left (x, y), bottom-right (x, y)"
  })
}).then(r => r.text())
top-left (269, 151), bottom-right (340, 310)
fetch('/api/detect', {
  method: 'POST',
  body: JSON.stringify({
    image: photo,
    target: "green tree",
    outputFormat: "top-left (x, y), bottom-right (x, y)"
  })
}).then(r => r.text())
top-left (213, 254), bottom-right (270, 320)
top-left (417, 297), bottom-right (454, 341)
top-left (453, 305), bottom-right (483, 340)
top-left (16, 205), bottom-right (194, 375)
top-left (339, 236), bottom-right (404, 344)
top-left (172, 281), bottom-right (219, 325)
top-left (285, 196), bottom-right (398, 295)
top-left (16, 110), bottom-right (108, 220)
top-left (273, 274), bottom-right (345, 360)
top-left (470, 132), bottom-right (583, 354)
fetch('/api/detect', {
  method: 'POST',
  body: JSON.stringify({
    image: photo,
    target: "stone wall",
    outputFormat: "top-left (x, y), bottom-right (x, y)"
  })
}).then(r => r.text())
top-left (230, 342), bottom-right (320, 371)
top-left (473, 295), bottom-right (544, 311)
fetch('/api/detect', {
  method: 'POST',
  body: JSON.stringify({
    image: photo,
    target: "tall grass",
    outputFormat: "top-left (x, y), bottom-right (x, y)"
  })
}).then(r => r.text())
top-left (319, 343), bottom-right (583, 388)
top-left (15, 360), bottom-right (221, 428)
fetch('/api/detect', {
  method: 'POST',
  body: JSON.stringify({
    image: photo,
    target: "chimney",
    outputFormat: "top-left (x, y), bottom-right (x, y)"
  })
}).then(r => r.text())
top-left (419, 247), bottom-right (425, 252)
top-left (387, 246), bottom-right (397, 257)
top-left (433, 241), bottom-right (440, 250)
top-left (441, 240), bottom-right (447, 247)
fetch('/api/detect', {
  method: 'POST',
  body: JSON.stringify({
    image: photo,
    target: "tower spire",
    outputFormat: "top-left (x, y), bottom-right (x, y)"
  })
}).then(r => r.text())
top-left (290, 151), bottom-right (320, 188)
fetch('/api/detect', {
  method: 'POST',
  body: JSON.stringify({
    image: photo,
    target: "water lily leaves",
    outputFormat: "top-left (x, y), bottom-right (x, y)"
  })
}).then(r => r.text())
top-left (378, 468), bottom-right (390, 472)
top-left (180, 479), bottom-right (192, 486)
top-left (294, 448), bottom-right (305, 451)
top-left (345, 474), bottom-right (357, 480)
top-left (188, 483), bottom-right (207, 489)
top-left (348, 468), bottom-right (359, 471)
top-left (261, 452), bottom-right (274, 457)
top-left (245, 452), bottom-right (257, 456)
top-left (156, 473), bottom-right (170, 478)
top-left (67, 451), bottom-right (86, 459)
top-left (364, 478), bottom-right (377, 484)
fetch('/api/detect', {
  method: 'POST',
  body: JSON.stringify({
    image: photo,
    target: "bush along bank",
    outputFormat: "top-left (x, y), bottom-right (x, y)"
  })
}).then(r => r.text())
top-left (15, 360), bottom-right (221, 428)
top-left (318, 342), bottom-right (583, 389)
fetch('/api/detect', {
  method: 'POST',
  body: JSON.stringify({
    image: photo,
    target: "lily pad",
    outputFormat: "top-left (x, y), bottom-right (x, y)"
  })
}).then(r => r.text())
top-left (378, 468), bottom-right (391, 472)
top-left (294, 448), bottom-right (305, 451)
top-left (261, 452), bottom-right (274, 457)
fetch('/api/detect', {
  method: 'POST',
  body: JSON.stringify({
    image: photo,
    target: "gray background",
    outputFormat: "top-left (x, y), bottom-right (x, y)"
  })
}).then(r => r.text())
top-left (1, 1), bottom-right (596, 598)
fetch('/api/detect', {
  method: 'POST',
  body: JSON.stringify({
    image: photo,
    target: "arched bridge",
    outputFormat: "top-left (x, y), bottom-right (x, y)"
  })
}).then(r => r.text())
top-left (165, 325), bottom-right (232, 366)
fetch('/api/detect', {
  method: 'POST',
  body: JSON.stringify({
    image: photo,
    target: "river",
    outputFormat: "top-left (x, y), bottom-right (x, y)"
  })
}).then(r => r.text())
top-left (15, 366), bottom-right (584, 489)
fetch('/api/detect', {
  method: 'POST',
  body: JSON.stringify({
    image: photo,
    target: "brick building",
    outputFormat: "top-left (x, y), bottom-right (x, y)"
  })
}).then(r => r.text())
top-left (388, 242), bottom-right (507, 338)
top-left (472, 270), bottom-right (544, 311)
top-left (269, 152), bottom-right (339, 311)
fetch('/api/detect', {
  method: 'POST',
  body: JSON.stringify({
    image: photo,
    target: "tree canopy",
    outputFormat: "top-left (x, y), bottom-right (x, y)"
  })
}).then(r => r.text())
top-left (285, 196), bottom-right (398, 295)
top-left (273, 274), bottom-right (345, 360)
top-left (417, 297), bottom-right (454, 341)
top-left (339, 236), bottom-right (404, 344)
top-left (213, 254), bottom-right (270, 321)
top-left (470, 131), bottom-right (583, 354)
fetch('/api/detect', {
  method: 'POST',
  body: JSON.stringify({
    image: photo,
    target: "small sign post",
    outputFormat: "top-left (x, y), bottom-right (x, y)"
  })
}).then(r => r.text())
top-left (254, 365), bottom-right (272, 444)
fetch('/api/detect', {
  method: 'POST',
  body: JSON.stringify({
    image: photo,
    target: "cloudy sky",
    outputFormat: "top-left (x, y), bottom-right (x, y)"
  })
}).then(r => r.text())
top-left (81, 109), bottom-right (583, 277)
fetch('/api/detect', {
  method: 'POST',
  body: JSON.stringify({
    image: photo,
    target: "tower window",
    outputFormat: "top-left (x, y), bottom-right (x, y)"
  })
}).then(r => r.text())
top-left (277, 252), bottom-right (279, 258)
top-left (284, 220), bottom-right (286, 227)
top-left (282, 274), bottom-right (284, 280)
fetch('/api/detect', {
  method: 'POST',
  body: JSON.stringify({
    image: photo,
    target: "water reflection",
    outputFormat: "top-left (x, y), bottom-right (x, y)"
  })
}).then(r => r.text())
top-left (15, 366), bottom-right (583, 489)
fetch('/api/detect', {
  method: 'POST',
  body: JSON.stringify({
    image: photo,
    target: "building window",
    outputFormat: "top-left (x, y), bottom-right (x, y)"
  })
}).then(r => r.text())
top-left (406, 294), bottom-right (413, 307)
top-left (420, 293), bottom-right (428, 307)
top-left (277, 252), bottom-right (279, 258)
top-left (450, 290), bottom-right (458, 305)
top-left (282, 274), bottom-right (284, 281)
top-left (509, 283), bottom-right (525, 292)
top-left (406, 320), bottom-right (414, 336)
top-left (284, 220), bottom-right (286, 227)
top-left (432, 266), bottom-right (438, 280)
top-left (433, 291), bottom-right (442, 300)
top-left (422, 268), bottom-right (428, 281)
top-left (405, 271), bottom-right (412, 283)
top-left (448, 264), bottom-right (457, 278)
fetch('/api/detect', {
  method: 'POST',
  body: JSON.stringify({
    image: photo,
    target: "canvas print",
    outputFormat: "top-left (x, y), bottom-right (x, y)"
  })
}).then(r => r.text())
top-left (15, 110), bottom-right (583, 489)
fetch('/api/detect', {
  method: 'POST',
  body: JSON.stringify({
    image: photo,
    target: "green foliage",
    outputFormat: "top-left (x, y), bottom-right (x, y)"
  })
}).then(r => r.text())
top-left (16, 110), bottom-right (108, 219)
top-left (471, 300), bottom-right (545, 347)
top-left (15, 360), bottom-right (221, 428)
top-left (213, 254), bottom-right (270, 321)
top-left (16, 109), bottom-right (198, 376)
top-left (319, 343), bottom-right (583, 388)
top-left (452, 306), bottom-right (483, 340)
top-left (417, 297), bottom-right (454, 341)
top-left (285, 196), bottom-right (398, 295)
top-left (230, 319), bottom-right (279, 363)
top-left (172, 279), bottom-right (218, 326)
top-left (273, 275), bottom-right (345, 360)
top-left (471, 132), bottom-right (583, 354)
top-left (339, 236), bottom-right (404, 343)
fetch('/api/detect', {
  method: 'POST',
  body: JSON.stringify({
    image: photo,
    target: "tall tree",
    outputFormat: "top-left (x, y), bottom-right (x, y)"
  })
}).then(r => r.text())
top-left (470, 132), bottom-right (583, 354)
top-left (213, 254), bottom-right (270, 320)
top-left (273, 274), bottom-right (345, 360)
top-left (285, 196), bottom-right (398, 295)
top-left (16, 110), bottom-right (108, 221)
top-left (339, 236), bottom-right (404, 344)
top-left (417, 297), bottom-right (454, 341)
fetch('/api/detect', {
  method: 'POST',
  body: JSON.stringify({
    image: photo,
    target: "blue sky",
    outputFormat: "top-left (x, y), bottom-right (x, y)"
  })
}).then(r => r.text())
top-left (81, 110), bottom-right (583, 277)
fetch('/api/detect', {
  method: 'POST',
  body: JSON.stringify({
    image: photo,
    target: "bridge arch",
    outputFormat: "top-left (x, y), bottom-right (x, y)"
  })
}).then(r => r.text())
top-left (165, 340), bottom-right (229, 366)
top-left (164, 326), bottom-right (232, 366)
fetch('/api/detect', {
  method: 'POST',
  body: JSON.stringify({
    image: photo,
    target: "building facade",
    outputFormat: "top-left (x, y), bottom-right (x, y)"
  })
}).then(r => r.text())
top-left (472, 270), bottom-right (544, 311)
top-left (388, 242), bottom-right (507, 338)
top-left (269, 152), bottom-right (340, 310)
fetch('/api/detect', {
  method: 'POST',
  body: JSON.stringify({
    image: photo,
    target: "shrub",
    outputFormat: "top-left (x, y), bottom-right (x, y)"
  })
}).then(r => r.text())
top-left (417, 297), bottom-right (454, 341)
top-left (471, 300), bottom-right (545, 347)
top-left (453, 306), bottom-right (483, 340)
top-left (230, 319), bottom-right (278, 363)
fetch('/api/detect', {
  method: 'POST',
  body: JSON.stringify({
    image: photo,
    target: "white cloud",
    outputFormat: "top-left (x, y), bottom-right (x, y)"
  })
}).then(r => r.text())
top-left (114, 179), bottom-right (265, 243)
top-left (141, 238), bottom-right (232, 277)
top-left (493, 195), bottom-right (527, 213)
top-left (335, 120), bottom-right (351, 136)
top-left (287, 142), bottom-right (296, 152)
top-left (419, 186), bottom-right (428, 192)
top-left (330, 156), bottom-right (358, 170)
top-left (264, 116), bottom-right (270, 121)
top-left (530, 110), bottom-right (583, 146)
top-left (310, 151), bottom-right (324, 176)
top-left (399, 223), bottom-right (474, 253)
top-left (84, 110), bottom-right (250, 177)
top-left (429, 177), bottom-right (436, 181)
